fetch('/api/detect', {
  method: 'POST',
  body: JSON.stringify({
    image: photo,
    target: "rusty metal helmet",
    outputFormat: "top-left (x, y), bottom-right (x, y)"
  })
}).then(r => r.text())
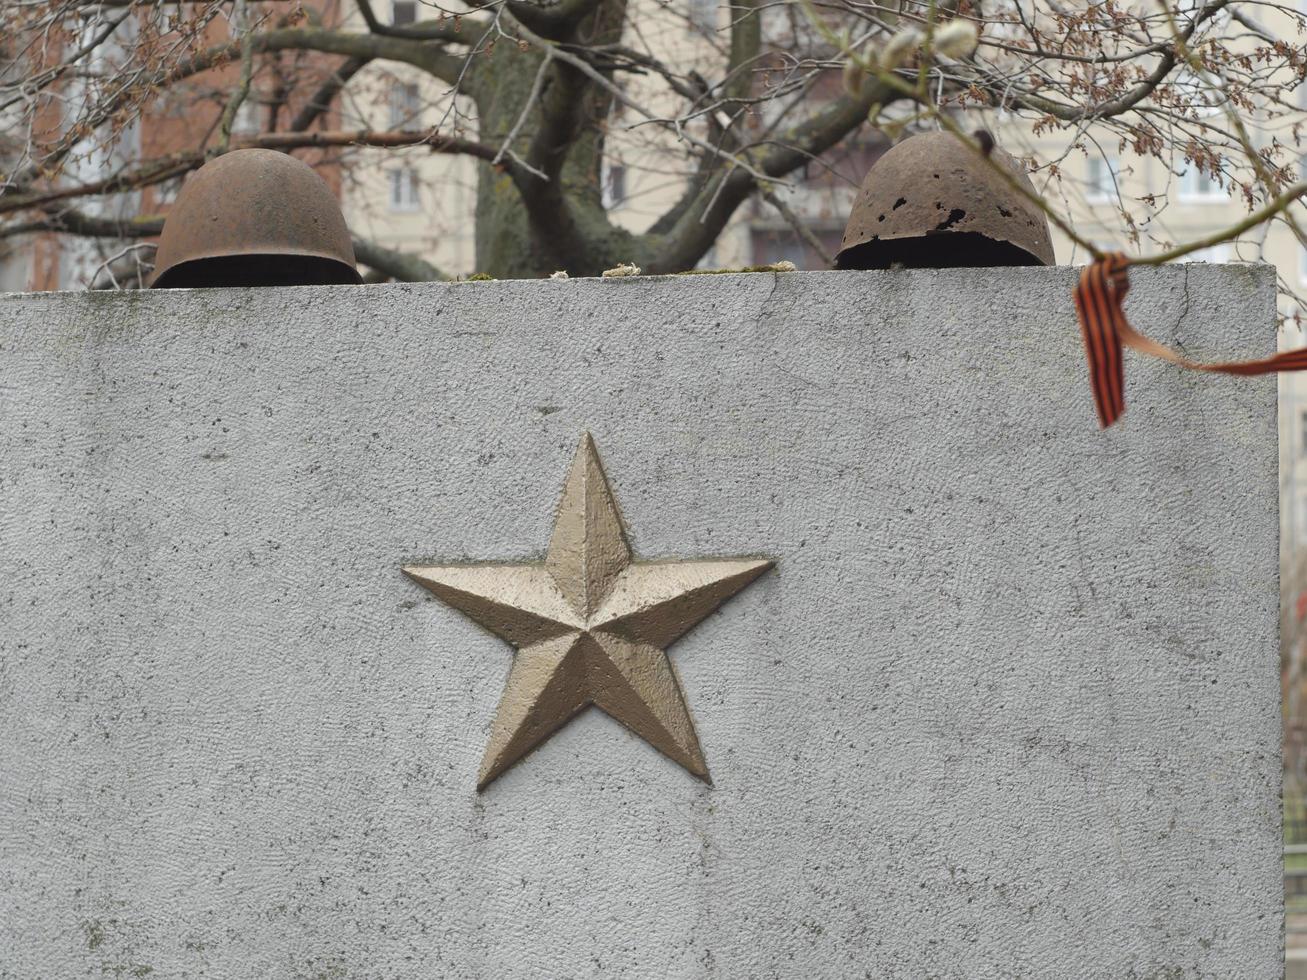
top-left (835, 131), bottom-right (1054, 270)
top-left (150, 148), bottom-right (362, 288)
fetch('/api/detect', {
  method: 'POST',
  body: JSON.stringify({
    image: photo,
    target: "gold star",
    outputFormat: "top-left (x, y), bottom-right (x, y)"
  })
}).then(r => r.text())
top-left (403, 434), bottom-right (773, 790)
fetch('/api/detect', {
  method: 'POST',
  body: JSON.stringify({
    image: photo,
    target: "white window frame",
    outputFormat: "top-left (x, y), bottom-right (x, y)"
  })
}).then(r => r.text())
top-left (389, 167), bottom-right (420, 212)
top-left (1178, 166), bottom-right (1226, 203)
top-left (601, 161), bottom-right (626, 209)
top-left (1085, 155), bottom-right (1119, 204)
top-left (389, 81), bottom-right (421, 130)
top-left (232, 97), bottom-right (260, 135)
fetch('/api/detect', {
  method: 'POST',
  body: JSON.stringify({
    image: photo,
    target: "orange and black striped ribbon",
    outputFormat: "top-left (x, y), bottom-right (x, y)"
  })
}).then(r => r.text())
top-left (1074, 252), bottom-right (1307, 428)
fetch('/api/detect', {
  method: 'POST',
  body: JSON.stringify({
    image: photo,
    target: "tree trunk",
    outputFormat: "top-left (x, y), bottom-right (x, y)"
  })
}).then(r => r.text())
top-left (470, 1), bottom-right (643, 279)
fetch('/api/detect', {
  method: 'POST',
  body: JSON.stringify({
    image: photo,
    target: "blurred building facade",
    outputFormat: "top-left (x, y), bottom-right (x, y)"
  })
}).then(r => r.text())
top-left (336, 3), bottom-right (1307, 276)
top-left (0, 1), bottom-right (348, 292)
top-left (10, 3), bottom-right (1301, 294)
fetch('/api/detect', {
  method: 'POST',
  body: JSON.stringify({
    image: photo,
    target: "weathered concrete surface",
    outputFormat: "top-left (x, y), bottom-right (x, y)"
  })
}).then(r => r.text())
top-left (0, 267), bottom-right (1281, 978)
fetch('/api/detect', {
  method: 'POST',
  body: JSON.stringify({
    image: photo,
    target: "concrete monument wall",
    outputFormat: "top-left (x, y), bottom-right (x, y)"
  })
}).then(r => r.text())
top-left (0, 267), bottom-right (1282, 978)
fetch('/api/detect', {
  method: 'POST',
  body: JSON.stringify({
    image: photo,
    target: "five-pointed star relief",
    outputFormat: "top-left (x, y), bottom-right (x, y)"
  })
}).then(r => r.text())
top-left (403, 434), bottom-right (773, 790)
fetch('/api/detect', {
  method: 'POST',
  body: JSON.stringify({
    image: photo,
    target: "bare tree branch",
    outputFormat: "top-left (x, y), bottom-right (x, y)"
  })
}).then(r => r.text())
top-left (354, 0), bottom-right (492, 40)
top-left (352, 235), bottom-right (445, 280)
top-left (3, 0), bottom-right (1304, 294)
top-left (1, 131), bottom-right (505, 217)
top-left (291, 55), bottom-right (369, 131)
top-left (761, 186), bottom-right (835, 266)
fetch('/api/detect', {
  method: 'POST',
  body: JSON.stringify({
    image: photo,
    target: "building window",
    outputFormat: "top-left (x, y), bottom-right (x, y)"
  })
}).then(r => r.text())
top-left (392, 1), bottom-right (417, 25)
top-left (687, 0), bottom-right (716, 31)
top-left (602, 163), bottom-right (626, 208)
top-left (1179, 166), bottom-right (1226, 202)
top-left (232, 97), bottom-right (260, 135)
top-left (1085, 155), bottom-right (1119, 203)
top-left (389, 82), bottom-right (421, 129)
top-left (389, 167), bottom-right (420, 212)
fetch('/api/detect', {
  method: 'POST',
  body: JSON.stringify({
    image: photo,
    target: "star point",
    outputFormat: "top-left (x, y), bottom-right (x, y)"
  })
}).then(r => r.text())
top-left (545, 432), bottom-right (631, 618)
top-left (405, 434), bottom-right (772, 790)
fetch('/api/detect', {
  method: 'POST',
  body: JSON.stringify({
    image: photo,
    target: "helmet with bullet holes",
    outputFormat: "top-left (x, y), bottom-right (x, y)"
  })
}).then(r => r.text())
top-left (835, 131), bottom-right (1055, 270)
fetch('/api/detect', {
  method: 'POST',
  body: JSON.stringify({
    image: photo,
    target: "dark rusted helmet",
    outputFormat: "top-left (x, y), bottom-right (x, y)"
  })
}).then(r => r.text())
top-left (835, 131), bottom-right (1054, 270)
top-left (150, 148), bottom-right (362, 288)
